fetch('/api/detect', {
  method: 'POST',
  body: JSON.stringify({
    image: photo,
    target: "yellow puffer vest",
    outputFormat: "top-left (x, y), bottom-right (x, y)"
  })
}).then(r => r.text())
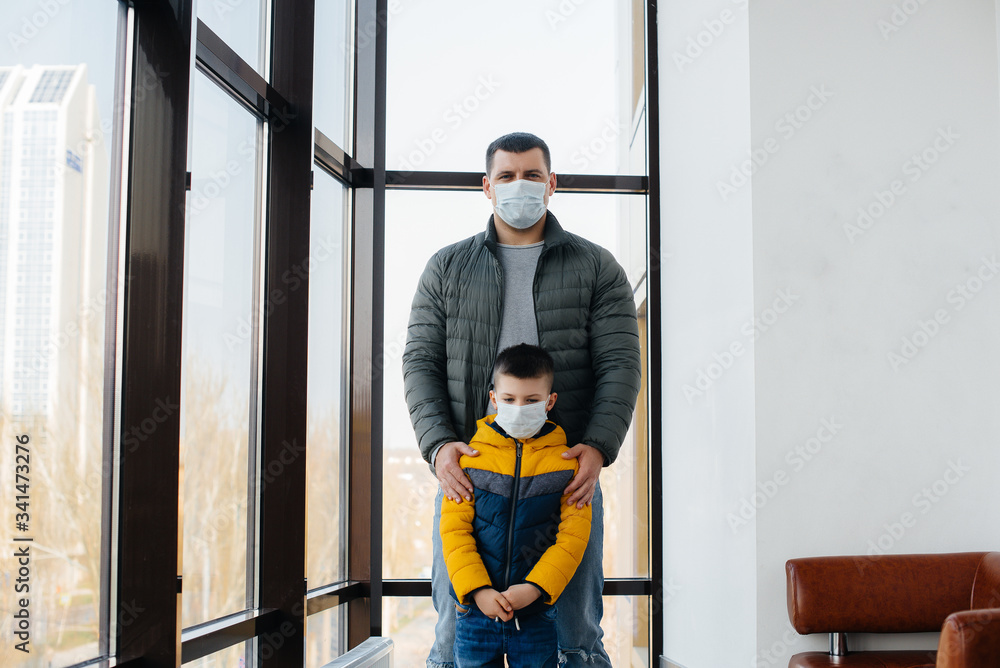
top-left (440, 416), bottom-right (592, 611)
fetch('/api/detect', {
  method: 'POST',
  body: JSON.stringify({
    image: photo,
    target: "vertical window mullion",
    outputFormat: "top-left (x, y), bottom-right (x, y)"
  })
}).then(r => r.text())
top-left (256, 0), bottom-right (314, 666)
top-left (347, 0), bottom-right (388, 649)
top-left (644, 0), bottom-right (663, 660)
top-left (115, 0), bottom-right (193, 664)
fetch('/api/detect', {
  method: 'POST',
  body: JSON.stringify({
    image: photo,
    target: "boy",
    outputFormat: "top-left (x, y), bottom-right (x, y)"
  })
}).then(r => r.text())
top-left (440, 344), bottom-right (592, 667)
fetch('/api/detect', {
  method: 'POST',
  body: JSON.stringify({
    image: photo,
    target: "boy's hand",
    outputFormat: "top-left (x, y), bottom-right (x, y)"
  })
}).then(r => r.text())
top-left (435, 441), bottom-right (479, 503)
top-left (472, 588), bottom-right (513, 622)
top-left (500, 583), bottom-right (543, 610)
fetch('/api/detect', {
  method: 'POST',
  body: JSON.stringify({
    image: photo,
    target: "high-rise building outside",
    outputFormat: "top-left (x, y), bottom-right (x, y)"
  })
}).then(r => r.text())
top-left (0, 63), bottom-right (107, 449)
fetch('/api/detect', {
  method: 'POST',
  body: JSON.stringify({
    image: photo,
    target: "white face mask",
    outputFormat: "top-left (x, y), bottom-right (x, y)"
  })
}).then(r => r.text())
top-left (494, 400), bottom-right (549, 440)
top-left (492, 179), bottom-right (547, 230)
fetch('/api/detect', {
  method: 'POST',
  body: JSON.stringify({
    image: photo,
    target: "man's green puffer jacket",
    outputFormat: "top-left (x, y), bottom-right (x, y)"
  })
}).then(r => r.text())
top-left (402, 212), bottom-right (642, 469)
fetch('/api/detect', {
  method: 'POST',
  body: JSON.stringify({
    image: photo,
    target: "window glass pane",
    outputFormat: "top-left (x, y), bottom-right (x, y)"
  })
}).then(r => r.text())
top-left (307, 169), bottom-right (347, 588)
top-left (386, 1), bottom-right (645, 174)
top-left (183, 640), bottom-right (248, 667)
top-left (383, 451), bottom-right (437, 579)
top-left (180, 72), bottom-right (260, 627)
top-left (306, 603), bottom-right (345, 667)
top-left (314, 1), bottom-right (352, 151)
top-left (383, 190), bottom-right (649, 578)
top-left (0, 2), bottom-right (119, 664)
top-left (381, 597), bottom-right (435, 662)
top-left (603, 595), bottom-right (650, 666)
top-left (197, 0), bottom-right (265, 75)
top-left (383, 190), bottom-right (482, 580)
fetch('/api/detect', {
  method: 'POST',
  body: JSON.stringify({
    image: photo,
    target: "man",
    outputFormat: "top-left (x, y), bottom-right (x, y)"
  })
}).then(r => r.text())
top-left (403, 132), bottom-right (641, 668)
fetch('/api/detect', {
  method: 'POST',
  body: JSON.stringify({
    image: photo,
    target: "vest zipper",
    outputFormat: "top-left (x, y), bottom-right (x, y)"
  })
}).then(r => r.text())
top-left (502, 438), bottom-right (523, 590)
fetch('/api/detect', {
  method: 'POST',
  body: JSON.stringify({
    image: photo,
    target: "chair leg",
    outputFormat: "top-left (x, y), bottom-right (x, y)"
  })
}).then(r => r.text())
top-left (829, 632), bottom-right (849, 656)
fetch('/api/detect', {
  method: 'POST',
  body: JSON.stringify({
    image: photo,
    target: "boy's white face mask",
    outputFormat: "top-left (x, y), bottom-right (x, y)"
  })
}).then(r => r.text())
top-left (494, 400), bottom-right (549, 440)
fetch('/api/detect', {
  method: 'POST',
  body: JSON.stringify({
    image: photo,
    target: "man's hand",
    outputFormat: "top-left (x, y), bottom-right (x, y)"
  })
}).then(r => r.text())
top-left (472, 588), bottom-right (513, 622)
top-left (501, 583), bottom-right (543, 611)
top-left (435, 441), bottom-right (479, 503)
top-left (561, 443), bottom-right (603, 508)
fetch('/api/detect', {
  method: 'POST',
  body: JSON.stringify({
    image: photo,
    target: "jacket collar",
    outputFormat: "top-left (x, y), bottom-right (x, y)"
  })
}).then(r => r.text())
top-left (484, 211), bottom-right (570, 253)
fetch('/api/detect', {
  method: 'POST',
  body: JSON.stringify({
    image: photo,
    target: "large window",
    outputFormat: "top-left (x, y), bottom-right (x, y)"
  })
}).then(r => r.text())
top-left (0, 1), bottom-right (660, 666)
top-left (0, 2), bottom-right (120, 665)
top-left (381, 1), bottom-right (656, 662)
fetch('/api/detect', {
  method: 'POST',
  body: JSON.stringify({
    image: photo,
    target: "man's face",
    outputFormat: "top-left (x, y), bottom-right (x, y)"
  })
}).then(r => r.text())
top-left (482, 148), bottom-right (558, 211)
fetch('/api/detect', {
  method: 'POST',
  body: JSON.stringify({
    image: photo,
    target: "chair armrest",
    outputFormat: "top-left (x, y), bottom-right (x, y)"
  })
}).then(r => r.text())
top-left (937, 608), bottom-right (1000, 668)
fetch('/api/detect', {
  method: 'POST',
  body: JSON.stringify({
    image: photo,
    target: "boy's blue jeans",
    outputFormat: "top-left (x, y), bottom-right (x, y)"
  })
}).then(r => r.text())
top-left (428, 482), bottom-right (611, 668)
top-left (453, 604), bottom-right (558, 667)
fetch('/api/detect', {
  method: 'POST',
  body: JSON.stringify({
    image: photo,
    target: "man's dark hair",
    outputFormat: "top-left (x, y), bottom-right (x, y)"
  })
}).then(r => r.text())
top-left (493, 343), bottom-right (555, 387)
top-left (485, 132), bottom-right (552, 177)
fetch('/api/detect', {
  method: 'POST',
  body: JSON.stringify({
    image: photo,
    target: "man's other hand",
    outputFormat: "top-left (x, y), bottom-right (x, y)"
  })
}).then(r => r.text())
top-left (472, 588), bottom-right (513, 622)
top-left (435, 441), bottom-right (479, 503)
top-left (561, 443), bottom-right (603, 508)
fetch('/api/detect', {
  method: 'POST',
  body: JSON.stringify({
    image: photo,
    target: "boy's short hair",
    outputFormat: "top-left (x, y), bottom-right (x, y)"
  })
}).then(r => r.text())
top-left (485, 132), bottom-right (552, 177)
top-left (492, 343), bottom-right (555, 388)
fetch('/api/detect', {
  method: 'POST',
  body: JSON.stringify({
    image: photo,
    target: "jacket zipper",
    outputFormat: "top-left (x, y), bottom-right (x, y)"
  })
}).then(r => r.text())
top-left (502, 438), bottom-right (523, 590)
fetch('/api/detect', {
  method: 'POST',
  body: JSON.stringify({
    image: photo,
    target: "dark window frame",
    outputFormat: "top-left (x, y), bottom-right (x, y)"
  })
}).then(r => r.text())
top-left (99, 0), bottom-right (663, 665)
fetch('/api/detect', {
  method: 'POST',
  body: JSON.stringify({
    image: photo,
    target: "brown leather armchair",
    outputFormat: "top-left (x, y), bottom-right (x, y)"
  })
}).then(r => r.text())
top-left (784, 552), bottom-right (1000, 668)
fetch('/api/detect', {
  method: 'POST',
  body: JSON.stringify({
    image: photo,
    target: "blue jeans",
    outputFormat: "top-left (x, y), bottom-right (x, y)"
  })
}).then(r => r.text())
top-left (428, 482), bottom-right (611, 668)
top-left (454, 604), bottom-right (558, 667)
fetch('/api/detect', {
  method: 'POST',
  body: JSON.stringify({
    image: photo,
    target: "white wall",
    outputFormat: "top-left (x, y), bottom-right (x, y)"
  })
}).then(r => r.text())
top-left (660, 1), bottom-right (1000, 666)
top-left (659, 1), bottom-right (757, 667)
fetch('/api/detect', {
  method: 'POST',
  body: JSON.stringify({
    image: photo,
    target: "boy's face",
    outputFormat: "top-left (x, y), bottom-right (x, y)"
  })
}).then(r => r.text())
top-left (490, 373), bottom-right (557, 412)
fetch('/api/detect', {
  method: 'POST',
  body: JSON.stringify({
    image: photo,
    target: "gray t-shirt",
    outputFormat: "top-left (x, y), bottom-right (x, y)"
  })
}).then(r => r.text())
top-left (495, 240), bottom-right (544, 354)
top-left (432, 240), bottom-right (546, 466)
